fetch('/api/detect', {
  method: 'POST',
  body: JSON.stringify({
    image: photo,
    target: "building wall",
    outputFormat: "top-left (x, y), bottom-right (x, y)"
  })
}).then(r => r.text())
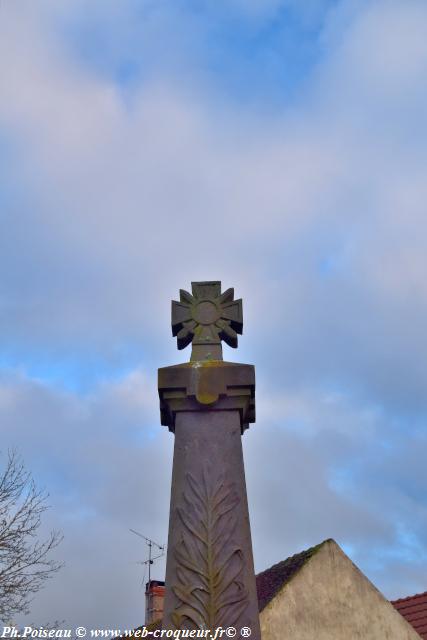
top-left (260, 540), bottom-right (421, 640)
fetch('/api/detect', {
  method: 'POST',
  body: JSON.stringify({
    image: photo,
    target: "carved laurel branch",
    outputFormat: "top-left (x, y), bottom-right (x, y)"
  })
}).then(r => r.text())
top-left (171, 469), bottom-right (248, 630)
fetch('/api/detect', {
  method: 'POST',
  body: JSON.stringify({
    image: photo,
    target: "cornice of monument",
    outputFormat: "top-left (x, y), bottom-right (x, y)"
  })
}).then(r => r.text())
top-left (158, 360), bottom-right (255, 433)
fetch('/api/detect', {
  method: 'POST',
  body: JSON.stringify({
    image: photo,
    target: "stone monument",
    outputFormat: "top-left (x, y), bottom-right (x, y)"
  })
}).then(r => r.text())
top-left (158, 281), bottom-right (261, 637)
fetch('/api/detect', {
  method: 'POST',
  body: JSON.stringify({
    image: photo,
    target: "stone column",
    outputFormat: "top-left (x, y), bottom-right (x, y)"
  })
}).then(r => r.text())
top-left (158, 282), bottom-right (260, 638)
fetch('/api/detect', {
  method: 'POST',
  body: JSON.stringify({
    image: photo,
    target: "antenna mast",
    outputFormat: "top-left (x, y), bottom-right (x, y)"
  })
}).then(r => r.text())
top-left (130, 529), bottom-right (165, 583)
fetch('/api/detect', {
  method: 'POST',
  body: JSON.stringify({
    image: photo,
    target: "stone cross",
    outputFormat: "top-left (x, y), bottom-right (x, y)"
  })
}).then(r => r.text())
top-left (158, 281), bottom-right (261, 637)
top-left (171, 281), bottom-right (243, 361)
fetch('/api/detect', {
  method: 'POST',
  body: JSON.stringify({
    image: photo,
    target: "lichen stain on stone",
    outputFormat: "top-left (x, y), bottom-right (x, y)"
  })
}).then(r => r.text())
top-left (190, 360), bottom-right (224, 406)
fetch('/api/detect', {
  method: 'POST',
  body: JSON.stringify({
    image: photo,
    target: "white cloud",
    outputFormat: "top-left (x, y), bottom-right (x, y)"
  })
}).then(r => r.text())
top-left (2, 367), bottom-right (425, 626)
top-left (0, 369), bottom-right (170, 627)
top-left (1, 0), bottom-right (427, 625)
top-left (323, 1), bottom-right (427, 95)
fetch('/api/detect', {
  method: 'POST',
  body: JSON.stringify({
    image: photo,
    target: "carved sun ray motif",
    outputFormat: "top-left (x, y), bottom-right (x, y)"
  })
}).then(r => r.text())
top-left (171, 281), bottom-right (243, 354)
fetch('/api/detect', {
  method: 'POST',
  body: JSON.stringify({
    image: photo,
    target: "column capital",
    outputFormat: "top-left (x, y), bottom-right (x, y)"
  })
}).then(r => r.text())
top-left (158, 360), bottom-right (255, 434)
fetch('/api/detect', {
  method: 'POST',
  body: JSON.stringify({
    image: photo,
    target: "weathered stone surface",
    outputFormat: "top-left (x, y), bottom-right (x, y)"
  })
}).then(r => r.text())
top-left (159, 282), bottom-right (260, 637)
top-left (162, 410), bottom-right (260, 635)
top-left (158, 360), bottom-right (255, 433)
top-left (171, 281), bottom-right (243, 362)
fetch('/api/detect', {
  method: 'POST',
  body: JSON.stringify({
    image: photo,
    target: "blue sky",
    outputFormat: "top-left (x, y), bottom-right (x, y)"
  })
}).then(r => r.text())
top-left (1, 0), bottom-right (427, 629)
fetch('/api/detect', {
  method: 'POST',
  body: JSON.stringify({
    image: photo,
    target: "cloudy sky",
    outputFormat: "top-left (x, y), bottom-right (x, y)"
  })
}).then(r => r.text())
top-left (1, 0), bottom-right (427, 630)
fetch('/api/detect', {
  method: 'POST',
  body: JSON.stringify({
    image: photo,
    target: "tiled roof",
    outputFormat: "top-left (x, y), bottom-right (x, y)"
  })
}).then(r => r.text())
top-left (392, 591), bottom-right (427, 639)
top-left (255, 539), bottom-right (330, 612)
top-left (124, 541), bottom-right (427, 640)
top-left (124, 539), bottom-right (331, 638)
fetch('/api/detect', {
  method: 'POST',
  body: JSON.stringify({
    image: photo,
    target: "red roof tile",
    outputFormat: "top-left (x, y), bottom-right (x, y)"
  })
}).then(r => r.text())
top-left (392, 591), bottom-right (427, 639)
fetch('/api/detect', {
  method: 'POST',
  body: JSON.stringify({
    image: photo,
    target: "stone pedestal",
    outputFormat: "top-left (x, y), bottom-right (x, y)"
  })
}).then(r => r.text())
top-left (158, 361), bottom-right (260, 637)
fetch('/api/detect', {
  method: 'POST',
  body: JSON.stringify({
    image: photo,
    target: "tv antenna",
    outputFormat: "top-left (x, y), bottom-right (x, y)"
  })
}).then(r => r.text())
top-left (130, 529), bottom-right (165, 584)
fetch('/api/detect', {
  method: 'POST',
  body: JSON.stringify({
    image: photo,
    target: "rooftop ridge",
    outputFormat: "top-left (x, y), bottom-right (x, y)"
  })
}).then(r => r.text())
top-left (256, 538), bottom-right (334, 612)
top-left (392, 591), bottom-right (427, 605)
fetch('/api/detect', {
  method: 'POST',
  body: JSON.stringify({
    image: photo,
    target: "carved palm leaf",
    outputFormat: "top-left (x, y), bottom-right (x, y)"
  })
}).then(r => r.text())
top-left (171, 470), bottom-right (248, 630)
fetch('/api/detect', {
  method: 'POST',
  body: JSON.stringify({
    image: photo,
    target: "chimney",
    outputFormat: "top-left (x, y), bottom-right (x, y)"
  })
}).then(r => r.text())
top-left (145, 580), bottom-right (165, 625)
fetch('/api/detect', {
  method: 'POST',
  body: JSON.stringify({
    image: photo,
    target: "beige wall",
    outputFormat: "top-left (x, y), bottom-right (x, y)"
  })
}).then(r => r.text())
top-left (260, 540), bottom-right (421, 640)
